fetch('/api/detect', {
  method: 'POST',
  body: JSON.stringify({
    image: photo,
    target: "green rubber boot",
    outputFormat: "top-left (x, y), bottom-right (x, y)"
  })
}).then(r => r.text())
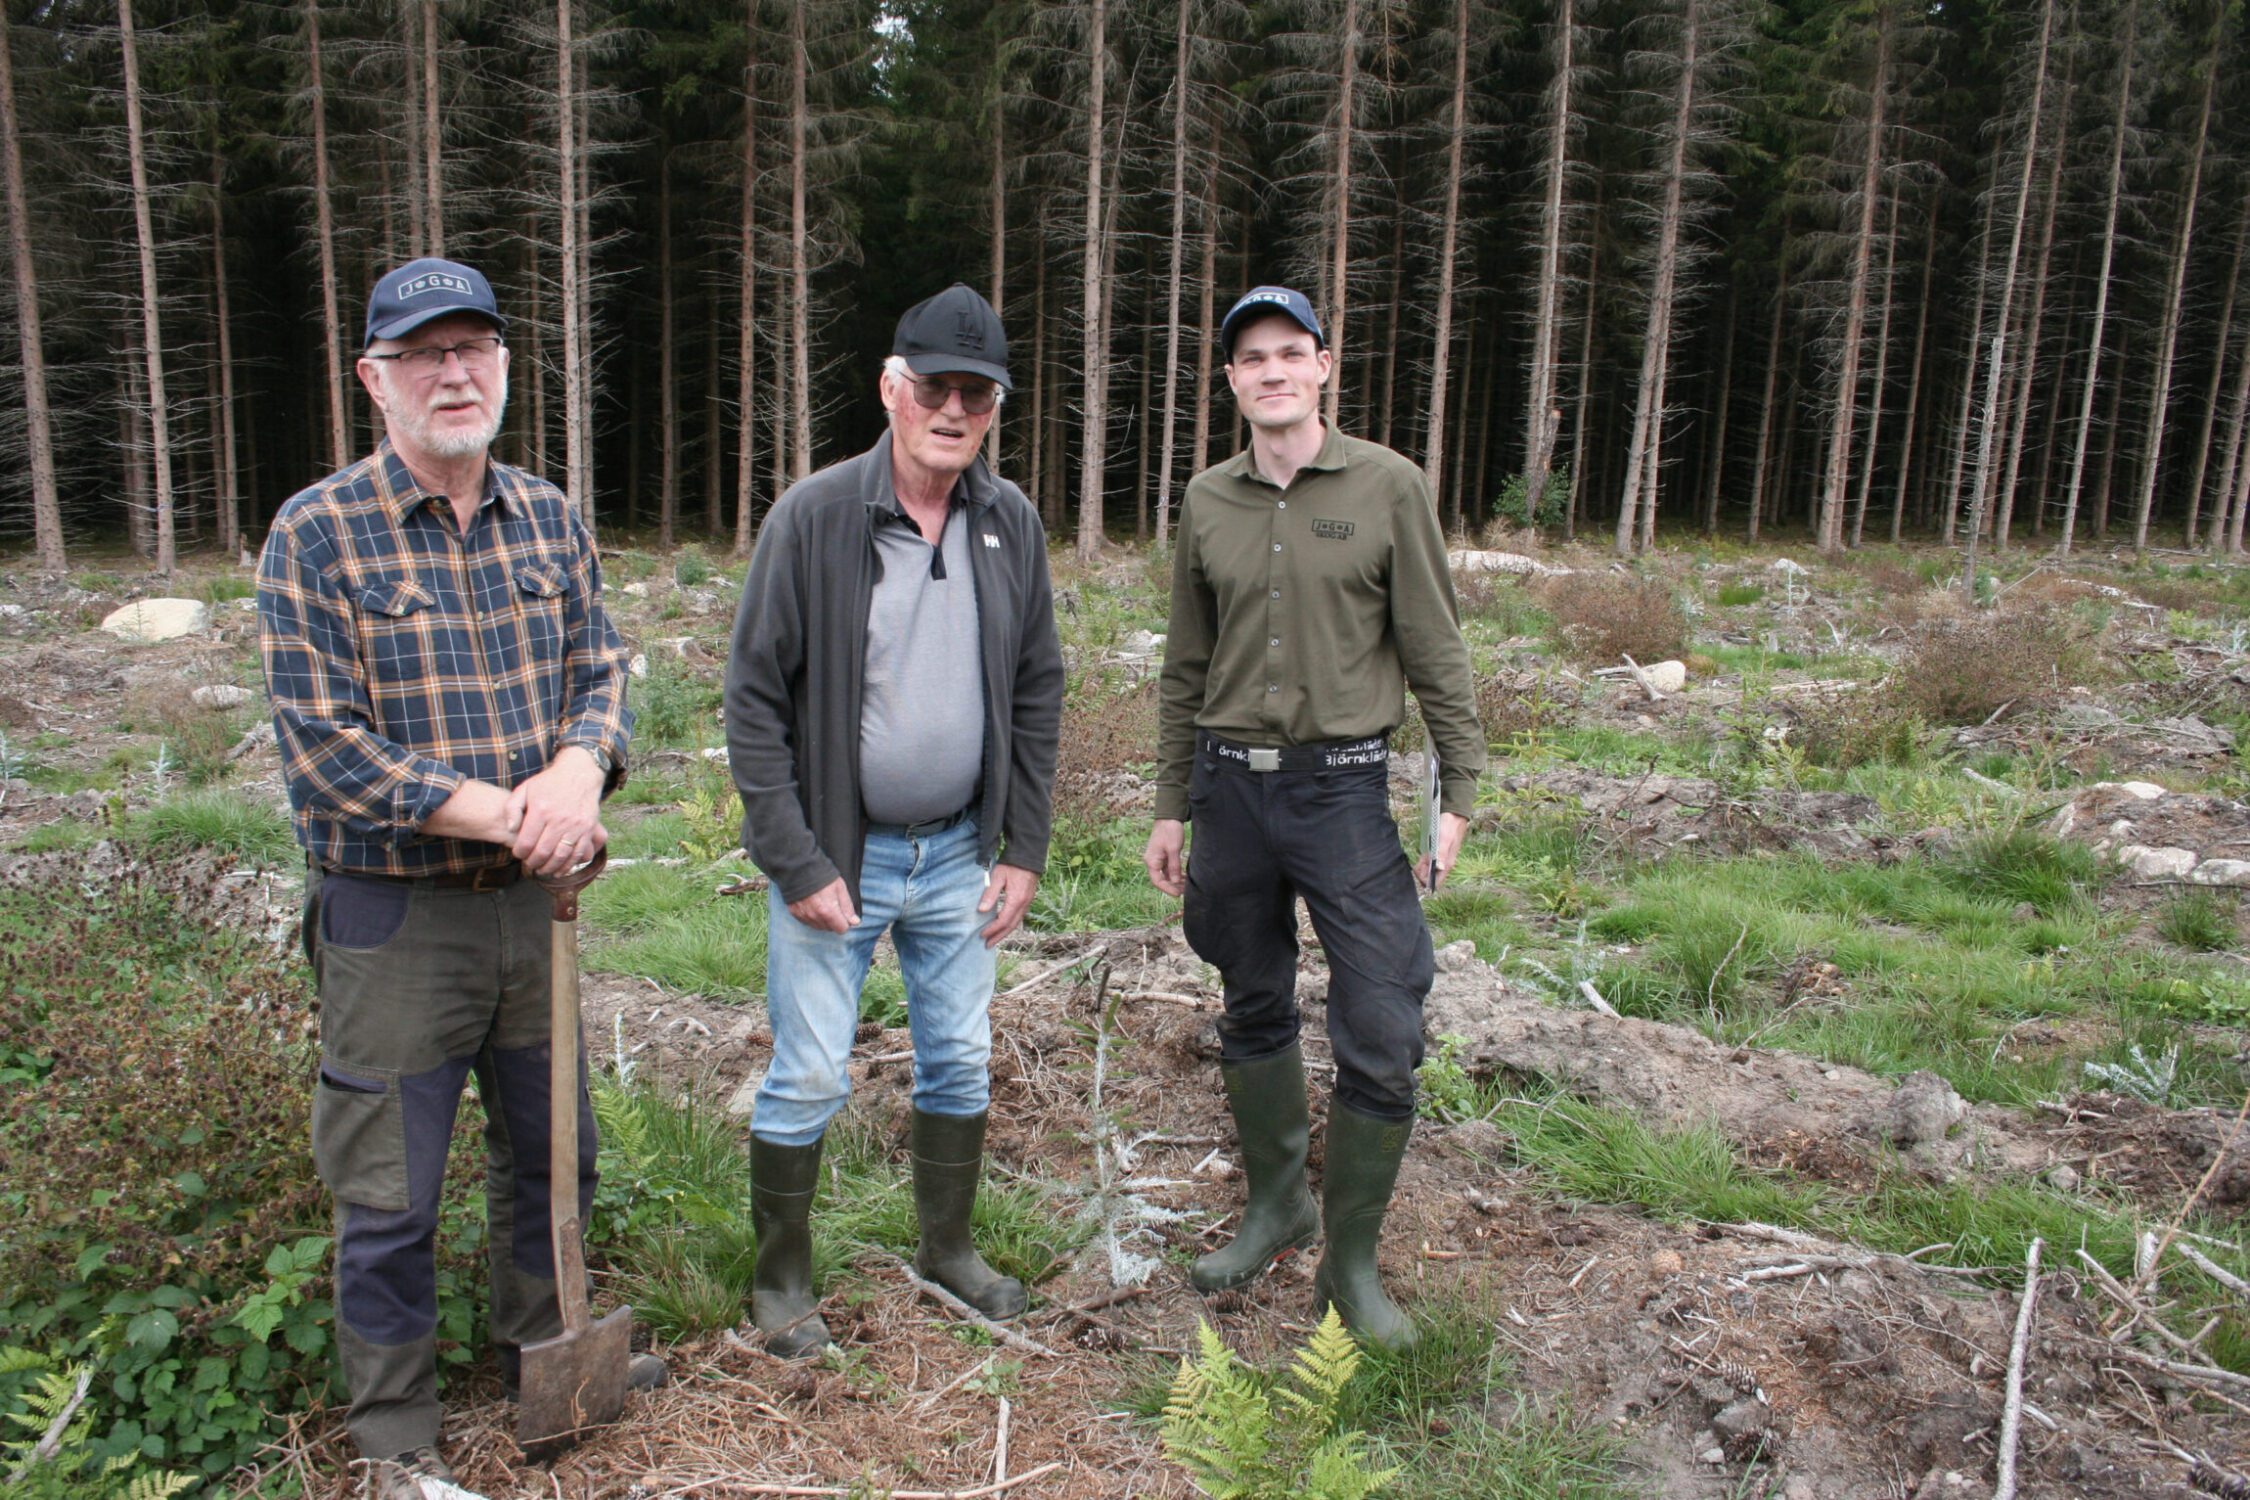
top-left (750, 1134), bottom-right (834, 1359)
top-left (1190, 1043), bottom-right (1321, 1293)
top-left (1311, 1103), bottom-right (1417, 1351)
top-left (911, 1110), bottom-right (1028, 1320)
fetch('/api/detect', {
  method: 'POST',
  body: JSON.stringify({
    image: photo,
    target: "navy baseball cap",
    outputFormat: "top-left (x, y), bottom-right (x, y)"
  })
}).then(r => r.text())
top-left (893, 283), bottom-right (1012, 390)
top-left (1220, 286), bottom-right (1324, 358)
top-left (364, 257), bottom-right (506, 347)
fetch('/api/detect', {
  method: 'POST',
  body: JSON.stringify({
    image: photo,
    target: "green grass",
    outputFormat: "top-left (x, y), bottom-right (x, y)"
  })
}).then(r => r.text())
top-left (2155, 887), bottom-right (2237, 951)
top-left (125, 789), bottom-right (296, 865)
top-left (12, 819), bottom-right (99, 853)
top-left (1713, 582), bottom-right (1764, 607)
top-left (583, 862), bottom-right (770, 1001)
top-left (1516, 833), bottom-right (2250, 1107)
top-left (1487, 1092), bottom-right (2250, 1312)
top-left (634, 653), bottom-right (724, 749)
top-left (1033, 815), bottom-right (1175, 931)
top-left (196, 574), bottom-right (255, 604)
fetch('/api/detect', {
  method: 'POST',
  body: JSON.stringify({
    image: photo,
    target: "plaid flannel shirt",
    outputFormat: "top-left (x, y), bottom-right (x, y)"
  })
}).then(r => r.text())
top-left (257, 440), bottom-right (633, 877)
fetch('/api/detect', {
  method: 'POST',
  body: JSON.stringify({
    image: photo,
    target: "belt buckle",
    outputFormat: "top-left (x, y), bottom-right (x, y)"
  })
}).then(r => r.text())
top-left (471, 863), bottom-right (513, 893)
top-left (1247, 747), bottom-right (1281, 773)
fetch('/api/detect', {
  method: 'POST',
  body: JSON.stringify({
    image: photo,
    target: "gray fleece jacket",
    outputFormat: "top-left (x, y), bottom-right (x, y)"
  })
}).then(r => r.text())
top-left (723, 432), bottom-right (1064, 906)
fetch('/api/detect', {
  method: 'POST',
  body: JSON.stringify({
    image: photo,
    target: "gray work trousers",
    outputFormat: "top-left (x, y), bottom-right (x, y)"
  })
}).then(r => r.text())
top-left (304, 866), bottom-right (597, 1461)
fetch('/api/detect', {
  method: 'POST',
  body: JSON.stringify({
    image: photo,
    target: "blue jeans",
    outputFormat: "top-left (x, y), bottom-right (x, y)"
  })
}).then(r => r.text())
top-left (754, 817), bottom-right (997, 1146)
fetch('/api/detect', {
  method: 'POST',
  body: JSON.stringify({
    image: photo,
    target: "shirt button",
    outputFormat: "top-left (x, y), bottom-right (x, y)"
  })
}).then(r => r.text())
top-left (1277, 501), bottom-right (1287, 509)
top-left (509, 751), bottom-right (519, 760)
top-left (1268, 684), bottom-right (1278, 693)
top-left (1270, 637), bottom-right (1280, 647)
top-left (1270, 589), bottom-right (1280, 599)
top-left (1272, 543), bottom-right (1282, 552)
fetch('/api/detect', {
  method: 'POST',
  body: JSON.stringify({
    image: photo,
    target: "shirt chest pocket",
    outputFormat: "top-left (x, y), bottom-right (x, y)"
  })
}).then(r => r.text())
top-left (513, 562), bottom-right (567, 661)
top-left (355, 579), bottom-right (438, 687)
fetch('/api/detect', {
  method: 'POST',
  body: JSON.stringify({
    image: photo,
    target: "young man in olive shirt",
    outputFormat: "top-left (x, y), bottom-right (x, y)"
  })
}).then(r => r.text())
top-left (1143, 286), bottom-right (1484, 1349)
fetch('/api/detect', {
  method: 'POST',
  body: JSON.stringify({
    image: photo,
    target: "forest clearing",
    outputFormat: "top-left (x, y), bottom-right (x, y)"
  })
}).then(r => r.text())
top-left (4, 534), bottom-right (2249, 1499)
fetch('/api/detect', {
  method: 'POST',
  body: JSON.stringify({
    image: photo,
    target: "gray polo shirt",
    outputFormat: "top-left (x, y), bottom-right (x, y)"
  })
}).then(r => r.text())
top-left (860, 497), bottom-right (985, 825)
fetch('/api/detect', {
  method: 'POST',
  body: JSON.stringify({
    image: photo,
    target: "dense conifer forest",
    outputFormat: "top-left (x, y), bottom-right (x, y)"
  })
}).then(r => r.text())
top-left (2, 0), bottom-right (2244, 568)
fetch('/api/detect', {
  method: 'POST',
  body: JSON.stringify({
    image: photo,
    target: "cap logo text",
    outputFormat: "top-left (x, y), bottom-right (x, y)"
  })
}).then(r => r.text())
top-left (399, 272), bottom-right (472, 300)
top-left (954, 310), bottom-right (986, 351)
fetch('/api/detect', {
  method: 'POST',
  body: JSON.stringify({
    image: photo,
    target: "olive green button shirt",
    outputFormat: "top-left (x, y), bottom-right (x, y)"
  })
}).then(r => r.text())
top-left (1155, 425), bottom-right (1485, 821)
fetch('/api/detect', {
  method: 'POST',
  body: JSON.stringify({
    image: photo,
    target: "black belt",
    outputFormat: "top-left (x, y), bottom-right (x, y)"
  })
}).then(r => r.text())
top-left (1199, 731), bottom-right (1389, 773)
top-left (323, 861), bottom-right (525, 892)
top-left (867, 806), bottom-right (974, 839)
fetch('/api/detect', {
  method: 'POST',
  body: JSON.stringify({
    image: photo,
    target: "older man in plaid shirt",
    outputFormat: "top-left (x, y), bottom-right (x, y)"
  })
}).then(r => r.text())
top-left (258, 257), bottom-right (653, 1500)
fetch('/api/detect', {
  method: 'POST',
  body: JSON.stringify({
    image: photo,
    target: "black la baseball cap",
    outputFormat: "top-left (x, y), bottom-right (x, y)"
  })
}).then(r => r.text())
top-left (893, 283), bottom-right (1011, 390)
top-left (1220, 285), bottom-right (1324, 358)
top-left (364, 257), bottom-right (506, 347)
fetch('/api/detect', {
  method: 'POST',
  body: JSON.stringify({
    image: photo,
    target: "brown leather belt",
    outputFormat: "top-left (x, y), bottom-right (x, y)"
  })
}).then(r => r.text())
top-left (324, 861), bottom-right (525, 892)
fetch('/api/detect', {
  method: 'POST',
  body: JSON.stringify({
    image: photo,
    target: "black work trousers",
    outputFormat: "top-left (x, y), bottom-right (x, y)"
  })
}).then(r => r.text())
top-left (1181, 739), bottom-right (1434, 1119)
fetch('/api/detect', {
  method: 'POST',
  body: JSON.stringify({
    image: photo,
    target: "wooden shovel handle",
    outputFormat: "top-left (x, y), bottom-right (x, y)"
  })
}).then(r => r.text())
top-left (537, 844), bottom-right (608, 922)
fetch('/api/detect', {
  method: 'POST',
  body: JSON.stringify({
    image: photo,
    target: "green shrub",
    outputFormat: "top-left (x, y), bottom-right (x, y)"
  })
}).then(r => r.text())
top-left (1891, 605), bottom-right (2093, 726)
top-left (1490, 465), bottom-right (1568, 533)
top-left (635, 651), bottom-right (723, 749)
top-left (674, 549), bottom-right (713, 588)
top-left (1714, 581), bottom-right (1763, 607)
top-left (195, 575), bottom-right (254, 605)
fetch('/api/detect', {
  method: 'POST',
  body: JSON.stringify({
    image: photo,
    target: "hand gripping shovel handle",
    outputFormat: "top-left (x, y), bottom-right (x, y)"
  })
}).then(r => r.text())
top-left (539, 847), bottom-right (606, 1334)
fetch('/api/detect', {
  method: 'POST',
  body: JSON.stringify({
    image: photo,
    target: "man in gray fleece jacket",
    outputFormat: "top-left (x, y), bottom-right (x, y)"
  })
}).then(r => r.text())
top-left (724, 283), bottom-right (1063, 1356)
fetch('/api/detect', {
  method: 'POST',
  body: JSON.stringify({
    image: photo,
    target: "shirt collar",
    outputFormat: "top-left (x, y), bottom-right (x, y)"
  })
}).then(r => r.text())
top-left (858, 431), bottom-right (999, 521)
top-left (1230, 422), bottom-right (1348, 488)
top-left (375, 438), bottom-right (510, 521)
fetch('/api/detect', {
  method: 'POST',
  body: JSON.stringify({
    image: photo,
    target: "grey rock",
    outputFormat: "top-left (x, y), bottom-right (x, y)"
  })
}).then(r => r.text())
top-left (1435, 939), bottom-right (1480, 973)
top-left (2188, 858), bottom-right (2250, 887)
top-left (101, 598), bottom-right (209, 642)
top-left (2047, 1164), bottom-right (2081, 1192)
top-left (1710, 1398), bottom-right (1772, 1444)
top-left (1882, 1070), bottom-right (1967, 1146)
top-left (191, 684), bottom-right (253, 710)
top-left (2118, 844), bottom-right (2198, 880)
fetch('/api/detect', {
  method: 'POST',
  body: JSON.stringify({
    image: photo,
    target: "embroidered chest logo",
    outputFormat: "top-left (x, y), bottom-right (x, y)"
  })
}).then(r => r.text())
top-left (1310, 518), bottom-right (1355, 541)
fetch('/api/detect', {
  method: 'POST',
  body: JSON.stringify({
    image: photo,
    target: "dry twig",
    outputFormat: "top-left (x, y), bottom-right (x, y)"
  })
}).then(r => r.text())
top-left (1993, 1237), bottom-right (2043, 1500)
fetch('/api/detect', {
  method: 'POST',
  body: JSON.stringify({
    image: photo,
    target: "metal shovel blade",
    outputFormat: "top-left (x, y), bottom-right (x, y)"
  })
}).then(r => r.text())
top-left (515, 1302), bottom-right (632, 1455)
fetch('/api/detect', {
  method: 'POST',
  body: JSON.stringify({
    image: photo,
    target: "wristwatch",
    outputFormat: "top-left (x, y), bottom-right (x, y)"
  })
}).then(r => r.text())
top-left (580, 744), bottom-right (614, 776)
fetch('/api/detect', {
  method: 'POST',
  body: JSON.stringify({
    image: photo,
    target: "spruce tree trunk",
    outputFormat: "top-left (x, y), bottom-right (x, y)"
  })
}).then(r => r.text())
top-left (1745, 241), bottom-right (1789, 544)
top-left (119, 0), bottom-right (175, 573)
top-left (1891, 202), bottom-right (1937, 542)
top-left (1563, 208), bottom-right (1600, 541)
top-left (987, 98), bottom-right (1005, 469)
top-left (1422, 0), bottom-right (1471, 511)
top-left (1154, 0), bottom-right (1191, 546)
top-left (1944, 186), bottom-right (1999, 544)
top-left (1524, 0), bottom-right (1573, 522)
top-left (211, 150), bottom-right (239, 557)
top-left (733, 24), bottom-right (759, 557)
top-left (305, 0), bottom-right (347, 471)
top-left (1192, 152), bottom-right (1218, 477)
top-left (659, 149), bottom-right (677, 550)
top-left (421, 0), bottom-right (444, 254)
top-left (1996, 70), bottom-right (2070, 551)
top-left (0, 3), bottom-right (61, 571)
top-left (1615, 0), bottom-right (1701, 556)
top-left (1074, 0), bottom-right (1108, 561)
top-left (557, 0), bottom-right (589, 525)
top-left (1815, 11), bottom-right (1888, 555)
top-left (2128, 23), bottom-right (2217, 551)
top-left (1849, 189), bottom-right (1899, 550)
top-left (1029, 211), bottom-right (1047, 522)
top-left (1701, 279), bottom-right (1736, 533)
top-left (1322, 0), bottom-right (1359, 430)
top-left (2183, 193), bottom-right (2250, 546)
top-left (788, 3), bottom-right (812, 482)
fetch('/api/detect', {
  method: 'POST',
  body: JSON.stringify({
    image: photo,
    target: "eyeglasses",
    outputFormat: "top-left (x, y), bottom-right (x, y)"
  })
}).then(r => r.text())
top-left (907, 375), bottom-right (999, 416)
top-left (367, 336), bottom-right (505, 374)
